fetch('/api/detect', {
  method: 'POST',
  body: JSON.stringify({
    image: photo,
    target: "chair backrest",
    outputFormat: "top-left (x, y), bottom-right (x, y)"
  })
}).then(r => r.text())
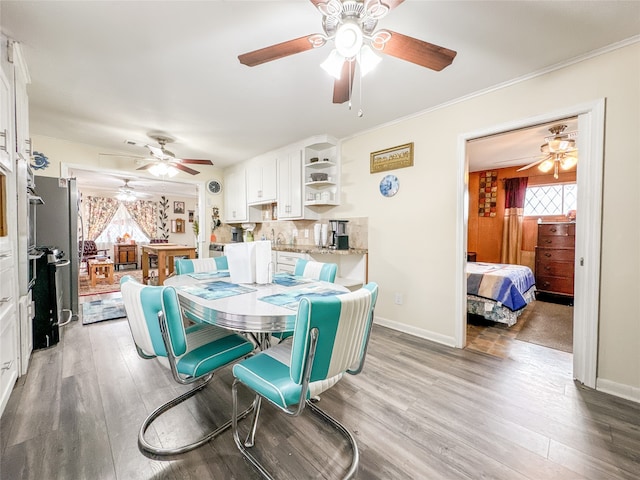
top-left (120, 275), bottom-right (168, 358)
top-left (293, 259), bottom-right (338, 283)
top-left (175, 256), bottom-right (228, 275)
top-left (80, 240), bottom-right (98, 257)
top-left (290, 282), bottom-right (378, 385)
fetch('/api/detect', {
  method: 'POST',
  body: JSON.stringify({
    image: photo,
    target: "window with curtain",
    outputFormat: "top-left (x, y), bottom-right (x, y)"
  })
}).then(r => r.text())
top-left (95, 203), bottom-right (150, 244)
top-left (524, 183), bottom-right (577, 216)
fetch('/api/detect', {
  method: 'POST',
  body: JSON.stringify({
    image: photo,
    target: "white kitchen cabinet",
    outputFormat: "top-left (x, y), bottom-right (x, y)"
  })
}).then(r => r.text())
top-left (224, 166), bottom-right (248, 222)
top-left (0, 247), bottom-right (18, 416)
top-left (12, 42), bottom-right (31, 162)
top-left (277, 147), bottom-right (305, 220)
top-left (0, 68), bottom-right (11, 172)
top-left (247, 154), bottom-right (277, 205)
top-left (276, 250), bottom-right (308, 274)
top-left (18, 292), bottom-right (33, 375)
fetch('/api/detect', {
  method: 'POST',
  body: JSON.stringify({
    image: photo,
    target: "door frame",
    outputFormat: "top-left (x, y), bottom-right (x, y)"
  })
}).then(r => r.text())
top-left (455, 99), bottom-right (605, 388)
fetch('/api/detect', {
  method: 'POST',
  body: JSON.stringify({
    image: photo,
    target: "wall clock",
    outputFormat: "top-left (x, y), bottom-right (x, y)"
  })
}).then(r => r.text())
top-left (379, 174), bottom-right (399, 197)
top-left (206, 179), bottom-right (222, 195)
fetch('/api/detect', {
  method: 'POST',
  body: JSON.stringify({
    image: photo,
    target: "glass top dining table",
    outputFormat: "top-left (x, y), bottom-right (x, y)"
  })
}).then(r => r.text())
top-left (163, 272), bottom-right (348, 334)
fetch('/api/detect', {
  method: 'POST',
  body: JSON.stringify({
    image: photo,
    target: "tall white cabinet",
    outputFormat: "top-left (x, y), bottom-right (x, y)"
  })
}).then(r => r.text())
top-left (0, 37), bottom-right (31, 418)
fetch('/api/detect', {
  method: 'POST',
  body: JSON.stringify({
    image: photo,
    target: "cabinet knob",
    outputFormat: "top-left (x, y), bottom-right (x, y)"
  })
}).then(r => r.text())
top-left (544, 266), bottom-right (551, 271)
top-left (543, 282), bottom-right (551, 287)
top-left (1, 360), bottom-right (13, 372)
top-left (545, 239), bottom-right (552, 244)
top-left (545, 253), bottom-right (552, 257)
top-left (549, 227), bottom-right (557, 232)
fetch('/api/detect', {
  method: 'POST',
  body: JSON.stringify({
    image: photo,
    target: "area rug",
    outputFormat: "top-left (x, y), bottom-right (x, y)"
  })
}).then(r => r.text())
top-left (516, 300), bottom-right (574, 353)
top-left (79, 269), bottom-right (148, 296)
top-left (81, 294), bottom-right (127, 325)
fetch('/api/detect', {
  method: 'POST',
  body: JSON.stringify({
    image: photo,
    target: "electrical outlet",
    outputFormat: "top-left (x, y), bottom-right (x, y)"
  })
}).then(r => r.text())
top-left (394, 293), bottom-right (403, 305)
top-left (304, 229), bottom-right (309, 238)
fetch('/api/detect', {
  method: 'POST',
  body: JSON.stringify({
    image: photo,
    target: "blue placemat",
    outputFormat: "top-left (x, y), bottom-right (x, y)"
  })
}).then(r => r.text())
top-left (187, 271), bottom-right (230, 280)
top-left (272, 273), bottom-right (313, 287)
top-left (177, 281), bottom-right (256, 300)
top-left (259, 285), bottom-right (347, 310)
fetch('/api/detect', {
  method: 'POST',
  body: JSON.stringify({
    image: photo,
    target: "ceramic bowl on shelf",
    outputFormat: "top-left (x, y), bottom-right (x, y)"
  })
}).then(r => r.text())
top-left (309, 157), bottom-right (319, 163)
top-left (310, 173), bottom-right (328, 182)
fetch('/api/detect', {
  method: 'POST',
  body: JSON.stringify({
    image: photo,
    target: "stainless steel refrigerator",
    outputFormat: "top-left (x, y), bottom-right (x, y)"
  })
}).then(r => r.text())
top-left (34, 176), bottom-right (79, 318)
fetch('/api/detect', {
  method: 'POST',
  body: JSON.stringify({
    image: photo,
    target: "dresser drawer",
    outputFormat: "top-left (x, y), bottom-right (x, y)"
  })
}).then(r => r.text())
top-left (539, 223), bottom-right (575, 237)
top-left (535, 247), bottom-right (575, 262)
top-left (536, 260), bottom-right (574, 278)
top-left (276, 251), bottom-right (307, 267)
top-left (537, 235), bottom-right (575, 248)
top-left (536, 275), bottom-right (574, 295)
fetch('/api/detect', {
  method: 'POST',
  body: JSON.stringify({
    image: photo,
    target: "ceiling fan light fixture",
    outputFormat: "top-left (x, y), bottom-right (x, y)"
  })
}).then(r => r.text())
top-left (335, 21), bottom-right (363, 58)
top-left (321, 49), bottom-right (345, 79)
top-left (538, 159), bottom-right (555, 173)
top-left (561, 155), bottom-right (578, 170)
top-left (359, 44), bottom-right (381, 76)
top-left (149, 163), bottom-right (179, 178)
top-left (116, 191), bottom-right (136, 202)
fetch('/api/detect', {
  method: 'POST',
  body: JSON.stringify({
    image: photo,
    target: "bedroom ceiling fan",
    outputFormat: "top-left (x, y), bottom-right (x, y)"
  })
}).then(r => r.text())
top-left (125, 134), bottom-right (214, 177)
top-left (238, 0), bottom-right (457, 105)
top-left (115, 179), bottom-right (151, 202)
top-left (517, 124), bottom-right (578, 179)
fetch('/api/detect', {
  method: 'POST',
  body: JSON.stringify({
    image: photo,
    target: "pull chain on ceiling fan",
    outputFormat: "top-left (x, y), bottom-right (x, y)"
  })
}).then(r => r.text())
top-left (238, 0), bottom-right (457, 107)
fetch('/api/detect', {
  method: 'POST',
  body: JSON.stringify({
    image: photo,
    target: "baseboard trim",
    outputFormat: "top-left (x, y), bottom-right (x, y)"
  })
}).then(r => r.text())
top-left (596, 378), bottom-right (640, 404)
top-left (373, 316), bottom-right (457, 347)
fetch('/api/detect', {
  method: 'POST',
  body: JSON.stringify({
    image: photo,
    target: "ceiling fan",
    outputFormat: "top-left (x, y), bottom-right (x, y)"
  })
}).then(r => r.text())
top-left (125, 134), bottom-right (214, 176)
top-left (115, 179), bottom-right (151, 202)
top-left (517, 124), bottom-right (578, 179)
top-left (238, 0), bottom-right (457, 104)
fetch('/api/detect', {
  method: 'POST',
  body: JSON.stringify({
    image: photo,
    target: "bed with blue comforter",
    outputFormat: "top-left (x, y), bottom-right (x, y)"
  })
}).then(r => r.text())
top-left (467, 262), bottom-right (536, 326)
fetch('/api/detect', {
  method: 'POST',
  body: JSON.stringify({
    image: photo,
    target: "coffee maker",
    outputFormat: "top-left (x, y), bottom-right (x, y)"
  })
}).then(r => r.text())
top-left (231, 227), bottom-right (243, 242)
top-left (329, 219), bottom-right (349, 250)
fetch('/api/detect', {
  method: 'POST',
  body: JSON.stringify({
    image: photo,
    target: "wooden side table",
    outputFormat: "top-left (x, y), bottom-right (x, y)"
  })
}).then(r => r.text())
top-left (88, 259), bottom-right (115, 286)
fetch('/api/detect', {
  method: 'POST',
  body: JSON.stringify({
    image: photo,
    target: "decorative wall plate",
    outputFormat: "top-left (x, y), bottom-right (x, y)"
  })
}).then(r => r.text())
top-left (31, 151), bottom-right (50, 170)
top-left (206, 179), bottom-right (222, 194)
top-left (379, 174), bottom-right (399, 197)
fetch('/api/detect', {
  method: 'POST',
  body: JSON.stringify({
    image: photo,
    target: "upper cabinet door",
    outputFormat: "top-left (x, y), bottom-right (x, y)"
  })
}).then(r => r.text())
top-left (0, 70), bottom-right (11, 172)
top-left (224, 167), bottom-right (248, 223)
top-left (12, 42), bottom-right (31, 163)
top-left (247, 155), bottom-right (277, 205)
top-left (277, 147), bottom-right (303, 220)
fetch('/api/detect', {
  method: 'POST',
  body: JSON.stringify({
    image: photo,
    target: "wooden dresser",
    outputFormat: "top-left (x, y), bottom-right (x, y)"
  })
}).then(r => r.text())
top-left (535, 222), bottom-right (575, 297)
top-left (113, 243), bottom-right (138, 270)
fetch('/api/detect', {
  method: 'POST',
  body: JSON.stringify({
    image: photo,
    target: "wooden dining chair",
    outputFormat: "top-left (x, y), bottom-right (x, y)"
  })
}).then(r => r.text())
top-left (231, 282), bottom-right (378, 479)
top-left (119, 275), bottom-right (255, 458)
top-left (293, 258), bottom-right (337, 282)
top-left (175, 256), bottom-right (229, 275)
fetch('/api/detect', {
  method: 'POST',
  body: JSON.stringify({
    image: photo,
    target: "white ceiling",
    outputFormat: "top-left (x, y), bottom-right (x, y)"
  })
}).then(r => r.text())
top-left (2, 1), bottom-right (639, 173)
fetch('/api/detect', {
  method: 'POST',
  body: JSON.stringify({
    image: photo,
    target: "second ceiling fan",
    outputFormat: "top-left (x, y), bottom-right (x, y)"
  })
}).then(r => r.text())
top-left (127, 134), bottom-right (214, 176)
top-left (238, 0), bottom-right (457, 104)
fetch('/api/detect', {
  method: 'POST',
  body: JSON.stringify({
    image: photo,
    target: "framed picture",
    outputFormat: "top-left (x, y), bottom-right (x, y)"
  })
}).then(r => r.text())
top-left (370, 142), bottom-right (414, 174)
top-left (173, 201), bottom-right (185, 214)
top-left (188, 210), bottom-right (194, 222)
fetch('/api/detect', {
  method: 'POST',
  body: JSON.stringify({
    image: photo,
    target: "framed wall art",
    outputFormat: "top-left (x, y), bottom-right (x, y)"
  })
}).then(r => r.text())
top-left (479, 170), bottom-right (498, 217)
top-left (173, 201), bottom-right (185, 214)
top-left (370, 142), bottom-right (414, 174)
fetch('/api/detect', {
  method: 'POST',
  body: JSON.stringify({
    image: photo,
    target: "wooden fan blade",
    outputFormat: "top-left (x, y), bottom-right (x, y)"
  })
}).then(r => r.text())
top-left (238, 35), bottom-right (316, 67)
top-left (333, 60), bottom-right (356, 104)
top-left (381, 30), bottom-right (457, 71)
top-left (517, 155), bottom-right (551, 172)
top-left (136, 163), bottom-right (153, 171)
top-left (171, 163), bottom-right (200, 175)
top-left (178, 159), bottom-right (214, 165)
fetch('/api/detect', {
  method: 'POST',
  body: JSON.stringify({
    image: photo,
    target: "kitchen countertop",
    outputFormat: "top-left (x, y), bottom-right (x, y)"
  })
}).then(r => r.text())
top-left (210, 242), bottom-right (367, 255)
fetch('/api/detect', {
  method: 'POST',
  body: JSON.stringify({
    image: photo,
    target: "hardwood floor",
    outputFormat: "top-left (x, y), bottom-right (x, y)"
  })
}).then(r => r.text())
top-left (2, 316), bottom-right (639, 479)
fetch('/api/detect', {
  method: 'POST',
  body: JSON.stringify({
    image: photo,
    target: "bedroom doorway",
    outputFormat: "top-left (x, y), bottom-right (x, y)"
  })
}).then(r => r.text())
top-left (455, 100), bottom-right (605, 388)
top-left (465, 119), bottom-right (577, 358)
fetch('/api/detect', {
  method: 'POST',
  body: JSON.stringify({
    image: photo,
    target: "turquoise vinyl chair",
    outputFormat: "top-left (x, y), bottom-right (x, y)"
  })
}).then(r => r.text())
top-left (272, 259), bottom-right (339, 342)
top-left (293, 258), bottom-right (337, 282)
top-left (231, 282), bottom-right (379, 479)
top-left (175, 256), bottom-right (228, 275)
top-left (120, 275), bottom-right (254, 458)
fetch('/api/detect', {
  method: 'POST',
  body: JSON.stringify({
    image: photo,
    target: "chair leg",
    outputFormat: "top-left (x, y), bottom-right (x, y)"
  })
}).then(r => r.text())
top-left (231, 379), bottom-right (359, 480)
top-left (139, 375), bottom-right (254, 460)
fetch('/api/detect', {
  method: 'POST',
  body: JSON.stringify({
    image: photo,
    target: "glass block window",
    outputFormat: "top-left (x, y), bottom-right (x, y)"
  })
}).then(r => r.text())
top-left (524, 184), bottom-right (577, 216)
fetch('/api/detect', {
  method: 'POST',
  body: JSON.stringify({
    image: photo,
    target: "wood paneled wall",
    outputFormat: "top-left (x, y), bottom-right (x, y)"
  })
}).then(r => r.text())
top-left (467, 165), bottom-right (576, 269)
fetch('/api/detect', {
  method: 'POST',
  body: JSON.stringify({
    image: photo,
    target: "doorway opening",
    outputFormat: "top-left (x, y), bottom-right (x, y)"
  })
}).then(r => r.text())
top-left (455, 99), bottom-right (605, 388)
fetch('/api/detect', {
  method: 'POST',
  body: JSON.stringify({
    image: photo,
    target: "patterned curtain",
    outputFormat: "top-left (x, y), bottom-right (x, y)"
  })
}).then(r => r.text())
top-left (86, 196), bottom-right (120, 240)
top-left (123, 200), bottom-right (158, 239)
top-left (500, 177), bottom-right (528, 264)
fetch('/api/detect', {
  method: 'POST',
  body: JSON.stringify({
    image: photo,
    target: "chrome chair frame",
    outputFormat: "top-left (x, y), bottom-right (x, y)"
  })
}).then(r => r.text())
top-left (121, 278), bottom-right (255, 459)
top-left (231, 285), bottom-right (377, 479)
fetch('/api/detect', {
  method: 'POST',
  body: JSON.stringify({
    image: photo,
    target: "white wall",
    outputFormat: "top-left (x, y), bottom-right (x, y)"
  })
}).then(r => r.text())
top-left (332, 43), bottom-right (640, 393)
